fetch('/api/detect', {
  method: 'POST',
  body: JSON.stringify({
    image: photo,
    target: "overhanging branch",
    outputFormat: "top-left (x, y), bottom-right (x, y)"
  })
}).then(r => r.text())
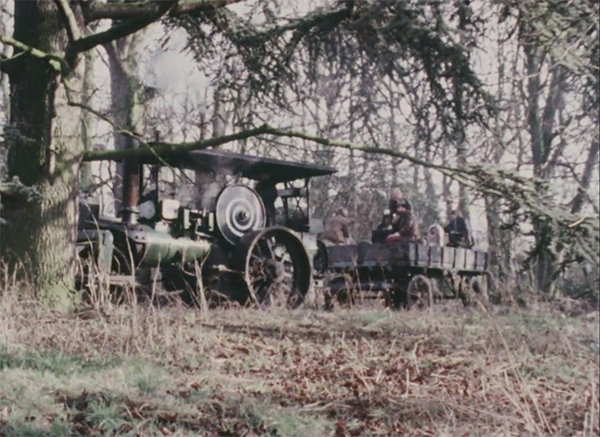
top-left (73, 1), bottom-right (177, 53)
top-left (80, 123), bottom-right (599, 264)
top-left (79, 124), bottom-right (542, 199)
top-left (0, 34), bottom-right (69, 73)
top-left (83, 124), bottom-right (461, 173)
top-left (83, 0), bottom-right (246, 23)
top-left (83, 125), bottom-right (272, 161)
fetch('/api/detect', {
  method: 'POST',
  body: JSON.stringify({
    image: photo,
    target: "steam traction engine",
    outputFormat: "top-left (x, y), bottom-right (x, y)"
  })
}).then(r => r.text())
top-left (76, 147), bottom-right (337, 308)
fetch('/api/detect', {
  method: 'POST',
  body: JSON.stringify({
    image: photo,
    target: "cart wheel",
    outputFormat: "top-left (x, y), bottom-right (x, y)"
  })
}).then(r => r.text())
top-left (406, 275), bottom-right (435, 310)
top-left (388, 280), bottom-right (410, 310)
top-left (430, 278), bottom-right (444, 304)
top-left (470, 275), bottom-right (490, 308)
top-left (229, 226), bottom-right (312, 309)
top-left (327, 273), bottom-right (359, 309)
top-left (458, 275), bottom-right (489, 308)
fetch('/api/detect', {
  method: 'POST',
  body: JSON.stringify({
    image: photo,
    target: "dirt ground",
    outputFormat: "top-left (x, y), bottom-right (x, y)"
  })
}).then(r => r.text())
top-left (0, 291), bottom-right (598, 437)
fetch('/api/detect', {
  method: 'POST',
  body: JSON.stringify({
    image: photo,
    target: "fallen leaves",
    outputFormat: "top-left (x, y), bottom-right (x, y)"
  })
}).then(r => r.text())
top-left (0, 303), bottom-right (598, 436)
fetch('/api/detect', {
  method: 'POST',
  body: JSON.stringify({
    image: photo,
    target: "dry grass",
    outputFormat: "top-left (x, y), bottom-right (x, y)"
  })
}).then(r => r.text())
top-left (0, 284), bottom-right (598, 437)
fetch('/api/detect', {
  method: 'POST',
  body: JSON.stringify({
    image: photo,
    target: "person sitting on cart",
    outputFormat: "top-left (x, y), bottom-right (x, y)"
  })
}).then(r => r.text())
top-left (384, 199), bottom-right (420, 243)
top-left (320, 207), bottom-right (352, 245)
top-left (443, 209), bottom-right (472, 248)
top-left (372, 188), bottom-right (413, 243)
top-left (255, 172), bottom-right (278, 226)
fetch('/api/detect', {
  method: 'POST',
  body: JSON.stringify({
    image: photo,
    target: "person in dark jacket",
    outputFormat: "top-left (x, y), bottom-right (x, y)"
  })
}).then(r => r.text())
top-left (385, 199), bottom-right (420, 243)
top-left (372, 188), bottom-right (415, 243)
top-left (444, 209), bottom-right (472, 248)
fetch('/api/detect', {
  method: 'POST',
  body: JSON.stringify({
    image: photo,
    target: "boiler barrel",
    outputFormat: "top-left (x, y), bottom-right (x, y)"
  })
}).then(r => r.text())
top-left (135, 229), bottom-right (213, 267)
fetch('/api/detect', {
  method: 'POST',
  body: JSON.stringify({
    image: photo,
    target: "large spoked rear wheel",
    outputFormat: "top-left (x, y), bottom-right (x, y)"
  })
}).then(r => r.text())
top-left (229, 227), bottom-right (312, 309)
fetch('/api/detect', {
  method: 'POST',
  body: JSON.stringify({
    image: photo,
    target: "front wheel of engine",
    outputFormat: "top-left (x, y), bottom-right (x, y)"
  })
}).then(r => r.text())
top-left (229, 226), bottom-right (312, 309)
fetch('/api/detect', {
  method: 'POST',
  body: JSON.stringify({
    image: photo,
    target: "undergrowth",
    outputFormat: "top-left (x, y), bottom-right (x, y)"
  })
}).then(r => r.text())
top-left (0, 282), bottom-right (598, 437)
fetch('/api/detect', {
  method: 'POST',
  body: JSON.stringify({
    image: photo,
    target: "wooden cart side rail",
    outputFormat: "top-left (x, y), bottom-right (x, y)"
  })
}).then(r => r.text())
top-left (325, 241), bottom-right (489, 273)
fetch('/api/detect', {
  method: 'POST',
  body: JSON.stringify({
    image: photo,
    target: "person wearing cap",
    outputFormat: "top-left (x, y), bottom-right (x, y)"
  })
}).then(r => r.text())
top-left (444, 209), bottom-right (472, 248)
top-left (381, 188), bottom-right (414, 228)
top-left (389, 187), bottom-right (402, 210)
top-left (320, 206), bottom-right (352, 245)
top-left (385, 199), bottom-right (420, 243)
top-left (372, 188), bottom-right (411, 243)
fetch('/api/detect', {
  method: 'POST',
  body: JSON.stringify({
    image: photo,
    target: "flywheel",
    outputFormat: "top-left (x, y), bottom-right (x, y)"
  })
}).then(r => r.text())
top-left (214, 184), bottom-right (266, 245)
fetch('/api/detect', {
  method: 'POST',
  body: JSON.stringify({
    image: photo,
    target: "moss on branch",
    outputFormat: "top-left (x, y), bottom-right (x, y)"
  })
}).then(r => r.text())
top-left (0, 34), bottom-right (69, 74)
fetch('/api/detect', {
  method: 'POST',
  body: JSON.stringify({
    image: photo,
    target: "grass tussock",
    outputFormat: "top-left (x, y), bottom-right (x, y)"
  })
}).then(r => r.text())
top-left (0, 282), bottom-right (598, 437)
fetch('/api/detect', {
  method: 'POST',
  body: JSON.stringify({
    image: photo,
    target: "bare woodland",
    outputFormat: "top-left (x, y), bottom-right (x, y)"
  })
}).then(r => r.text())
top-left (0, 2), bottom-right (599, 436)
top-left (0, 0), bottom-right (597, 305)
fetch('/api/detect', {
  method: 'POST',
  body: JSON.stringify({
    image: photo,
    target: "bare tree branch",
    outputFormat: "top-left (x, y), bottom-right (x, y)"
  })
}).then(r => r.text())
top-left (73, 1), bottom-right (178, 54)
top-left (54, 0), bottom-right (82, 43)
top-left (0, 33), bottom-right (69, 73)
top-left (571, 137), bottom-right (600, 215)
top-left (83, 0), bottom-right (245, 23)
top-left (83, 125), bottom-right (273, 162)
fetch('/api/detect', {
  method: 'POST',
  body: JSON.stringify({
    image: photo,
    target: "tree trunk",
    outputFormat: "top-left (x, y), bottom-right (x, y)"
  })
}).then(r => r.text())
top-left (107, 32), bottom-right (147, 215)
top-left (80, 26), bottom-right (97, 192)
top-left (422, 139), bottom-right (440, 225)
top-left (0, 0), bottom-right (11, 178)
top-left (571, 138), bottom-right (599, 215)
top-left (195, 83), bottom-right (229, 209)
top-left (484, 24), bottom-right (515, 281)
top-left (440, 140), bottom-right (454, 220)
top-left (521, 13), bottom-right (568, 294)
top-left (454, 1), bottom-right (473, 222)
top-left (456, 136), bottom-right (471, 221)
top-left (1, 1), bottom-right (83, 310)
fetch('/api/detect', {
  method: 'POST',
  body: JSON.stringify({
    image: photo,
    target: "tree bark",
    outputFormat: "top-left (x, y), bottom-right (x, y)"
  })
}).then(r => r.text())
top-left (484, 27), bottom-right (516, 281)
top-left (520, 10), bottom-right (569, 294)
top-left (1, 0), bottom-right (84, 310)
top-left (0, 1), bottom-right (10, 128)
top-left (79, 25), bottom-right (97, 192)
top-left (454, 0), bottom-right (474, 222)
top-left (107, 30), bottom-right (147, 215)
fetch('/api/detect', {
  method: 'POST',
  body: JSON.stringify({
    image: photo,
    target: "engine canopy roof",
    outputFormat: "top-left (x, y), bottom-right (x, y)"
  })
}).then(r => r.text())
top-left (137, 148), bottom-right (337, 183)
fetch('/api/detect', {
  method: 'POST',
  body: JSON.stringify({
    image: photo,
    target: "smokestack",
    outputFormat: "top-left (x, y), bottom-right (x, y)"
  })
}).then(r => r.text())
top-left (120, 136), bottom-right (140, 225)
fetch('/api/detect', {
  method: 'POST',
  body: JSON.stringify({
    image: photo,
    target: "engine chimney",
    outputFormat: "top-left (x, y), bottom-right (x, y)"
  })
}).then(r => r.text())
top-left (120, 135), bottom-right (140, 225)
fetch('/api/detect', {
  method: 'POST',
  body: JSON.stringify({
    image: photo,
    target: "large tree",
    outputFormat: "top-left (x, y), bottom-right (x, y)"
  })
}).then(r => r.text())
top-left (2, 0), bottom-right (594, 310)
top-left (0, 0), bottom-right (245, 310)
top-left (0, 0), bottom-right (491, 310)
top-left (0, 0), bottom-right (488, 308)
